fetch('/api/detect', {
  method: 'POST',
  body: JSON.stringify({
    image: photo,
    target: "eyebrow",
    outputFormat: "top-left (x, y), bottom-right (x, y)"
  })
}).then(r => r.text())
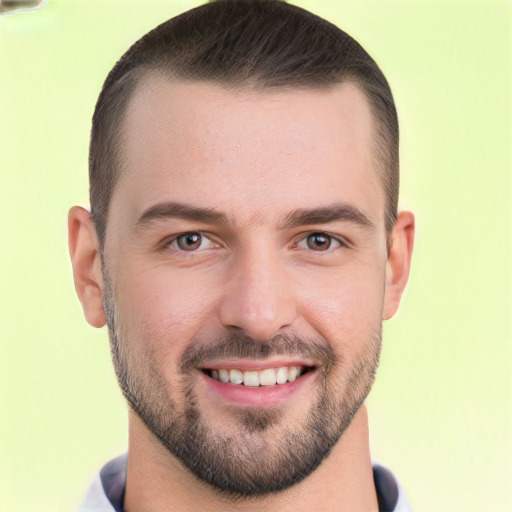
top-left (134, 202), bottom-right (230, 230)
top-left (133, 201), bottom-right (375, 231)
top-left (279, 203), bottom-right (375, 230)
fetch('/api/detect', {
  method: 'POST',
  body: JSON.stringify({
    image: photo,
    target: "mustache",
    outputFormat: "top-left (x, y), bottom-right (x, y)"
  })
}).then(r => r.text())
top-left (179, 332), bottom-right (337, 373)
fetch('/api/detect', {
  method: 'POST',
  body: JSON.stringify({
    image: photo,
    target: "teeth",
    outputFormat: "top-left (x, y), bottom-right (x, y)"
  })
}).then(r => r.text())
top-left (218, 369), bottom-right (230, 383)
top-left (229, 369), bottom-right (243, 384)
top-left (276, 367), bottom-right (288, 384)
top-left (208, 366), bottom-right (308, 386)
top-left (259, 368), bottom-right (277, 386)
top-left (243, 371), bottom-right (259, 387)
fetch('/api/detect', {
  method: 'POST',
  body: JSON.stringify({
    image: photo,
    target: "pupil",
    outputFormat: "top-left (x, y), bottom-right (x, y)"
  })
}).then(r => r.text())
top-left (308, 233), bottom-right (330, 250)
top-left (178, 232), bottom-right (201, 250)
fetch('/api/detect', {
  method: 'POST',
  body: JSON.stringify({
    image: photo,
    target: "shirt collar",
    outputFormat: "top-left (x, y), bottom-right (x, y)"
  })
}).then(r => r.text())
top-left (78, 454), bottom-right (411, 512)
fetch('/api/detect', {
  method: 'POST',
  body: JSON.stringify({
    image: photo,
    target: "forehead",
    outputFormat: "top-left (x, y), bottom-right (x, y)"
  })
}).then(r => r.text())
top-left (111, 76), bottom-right (383, 229)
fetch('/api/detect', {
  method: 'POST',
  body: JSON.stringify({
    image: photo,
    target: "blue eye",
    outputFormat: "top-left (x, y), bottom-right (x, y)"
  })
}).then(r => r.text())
top-left (169, 232), bottom-right (215, 252)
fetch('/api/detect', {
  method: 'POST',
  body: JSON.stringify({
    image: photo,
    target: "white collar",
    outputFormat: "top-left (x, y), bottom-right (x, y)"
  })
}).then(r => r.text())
top-left (77, 454), bottom-right (412, 512)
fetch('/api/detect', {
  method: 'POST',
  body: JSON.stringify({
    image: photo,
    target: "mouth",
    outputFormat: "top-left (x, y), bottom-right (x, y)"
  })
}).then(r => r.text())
top-left (201, 365), bottom-right (315, 387)
top-left (199, 361), bottom-right (318, 407)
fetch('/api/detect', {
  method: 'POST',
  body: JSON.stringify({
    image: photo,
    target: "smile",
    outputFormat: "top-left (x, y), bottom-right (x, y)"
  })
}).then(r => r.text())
top-left (199, 359), bottom-right (319, 407)
top-left (203, 366), bottom-right (314, 387)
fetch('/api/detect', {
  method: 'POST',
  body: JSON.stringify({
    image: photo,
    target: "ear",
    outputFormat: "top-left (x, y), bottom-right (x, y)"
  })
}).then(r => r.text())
top-left (382, 211), bottom-right (415, 320)
top-left (68, 206), bottom-right (106, 328)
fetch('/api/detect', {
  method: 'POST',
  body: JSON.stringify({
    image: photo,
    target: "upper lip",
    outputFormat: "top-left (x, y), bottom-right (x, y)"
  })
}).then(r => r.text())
top-left (200, 357), bottom-right (317, 371)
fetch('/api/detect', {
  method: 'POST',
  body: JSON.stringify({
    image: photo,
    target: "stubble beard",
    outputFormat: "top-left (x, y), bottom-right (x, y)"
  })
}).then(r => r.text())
top-left (102, 273), bottom-right (382, 500)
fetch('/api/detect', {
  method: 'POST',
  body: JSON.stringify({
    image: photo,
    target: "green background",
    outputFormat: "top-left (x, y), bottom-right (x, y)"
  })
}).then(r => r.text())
top-left (1, 1), bottom-right (510, 510)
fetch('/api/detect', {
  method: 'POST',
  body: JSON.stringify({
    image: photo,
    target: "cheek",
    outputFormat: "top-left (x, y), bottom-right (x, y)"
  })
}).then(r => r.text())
top-left (296, 261), bottom-right (385, 360)
top-left (110, 249), bottom-right (386, 368)
top-left (113, 263), bottom-right (218, 366)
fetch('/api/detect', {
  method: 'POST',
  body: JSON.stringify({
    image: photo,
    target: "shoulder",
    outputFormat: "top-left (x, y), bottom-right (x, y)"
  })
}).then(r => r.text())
top-left (76, 454), bottom-right (126, 512)
top-left (373, 463), bottom-right (412, 512)
top-left (77, 456), bottom-right (412, 512)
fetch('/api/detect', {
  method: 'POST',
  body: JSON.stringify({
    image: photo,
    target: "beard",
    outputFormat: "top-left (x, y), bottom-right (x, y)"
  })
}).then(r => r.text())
top-left (102, 272), bottom-right (382, 500)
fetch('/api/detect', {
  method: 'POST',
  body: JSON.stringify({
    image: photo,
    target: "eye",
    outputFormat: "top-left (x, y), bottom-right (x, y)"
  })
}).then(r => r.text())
top-left (297, 232), bottom-right (342, 251)
top-left (168, 232), bottom-right (216, 252)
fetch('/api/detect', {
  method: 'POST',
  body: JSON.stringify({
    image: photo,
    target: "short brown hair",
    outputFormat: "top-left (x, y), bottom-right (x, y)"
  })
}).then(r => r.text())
top-left (89, 0), bottom-right (399, 245)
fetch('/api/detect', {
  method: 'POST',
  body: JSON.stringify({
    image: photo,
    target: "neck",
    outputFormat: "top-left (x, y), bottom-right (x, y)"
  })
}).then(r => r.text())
top-left (124, 404), bottom-right (378, 512)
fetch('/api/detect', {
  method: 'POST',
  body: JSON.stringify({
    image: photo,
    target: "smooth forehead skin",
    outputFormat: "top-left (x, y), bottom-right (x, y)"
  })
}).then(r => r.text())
top-left (104, 77), bottom-right (386, 257)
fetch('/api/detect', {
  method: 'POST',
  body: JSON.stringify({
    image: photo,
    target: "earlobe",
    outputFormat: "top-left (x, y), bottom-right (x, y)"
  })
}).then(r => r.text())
top-left (68, 206), bottom-right (106, 328)
top-left (382, 211), bottom-right (415, 320)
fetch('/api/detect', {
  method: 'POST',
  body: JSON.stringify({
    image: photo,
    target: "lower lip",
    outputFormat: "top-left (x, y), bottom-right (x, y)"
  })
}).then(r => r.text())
top-left (199, 370), bottom-right (316, 407)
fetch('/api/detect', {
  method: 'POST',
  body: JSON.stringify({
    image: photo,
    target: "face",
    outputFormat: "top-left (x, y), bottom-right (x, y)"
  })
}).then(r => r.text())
top-left (100, 78), bottom-right (394, 497)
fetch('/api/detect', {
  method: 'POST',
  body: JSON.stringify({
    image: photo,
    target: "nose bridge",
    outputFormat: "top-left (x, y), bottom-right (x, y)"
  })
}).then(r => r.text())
top-left (219, 241), bottom-right (297, 340)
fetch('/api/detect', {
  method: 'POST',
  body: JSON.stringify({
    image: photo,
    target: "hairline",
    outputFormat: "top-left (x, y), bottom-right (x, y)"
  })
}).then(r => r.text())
top-left (95, 67), bottom-right (396, 248)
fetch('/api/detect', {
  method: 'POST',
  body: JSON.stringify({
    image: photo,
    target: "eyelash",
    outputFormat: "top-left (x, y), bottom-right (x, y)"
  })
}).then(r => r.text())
top-left (164, 231), bottom-right (349, 254)
top-left (166, 232), bottom-right (219, 252)
top-left (294, 232), bottom-right (347, 252)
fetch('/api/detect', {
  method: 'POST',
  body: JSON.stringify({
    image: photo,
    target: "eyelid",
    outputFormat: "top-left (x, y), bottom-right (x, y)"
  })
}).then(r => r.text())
top-left (294, 231), bottom-right (350, 251)
top-left (161, 230), bottom-right (350, 253)
top-left (164, 231), bottom-right (219, 252)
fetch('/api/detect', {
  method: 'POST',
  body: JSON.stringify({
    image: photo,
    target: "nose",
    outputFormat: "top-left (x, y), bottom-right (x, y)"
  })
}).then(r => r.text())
top-left (218, 246), bottom-right (298, 340)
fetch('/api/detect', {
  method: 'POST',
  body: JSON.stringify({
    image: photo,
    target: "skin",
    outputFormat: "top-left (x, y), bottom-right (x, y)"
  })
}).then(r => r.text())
top-left (69, 78), bottom-right (414, 511)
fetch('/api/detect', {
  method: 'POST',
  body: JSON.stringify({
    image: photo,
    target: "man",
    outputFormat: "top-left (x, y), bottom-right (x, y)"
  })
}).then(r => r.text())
top-left (69, 0), bottom-right (415, 510)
